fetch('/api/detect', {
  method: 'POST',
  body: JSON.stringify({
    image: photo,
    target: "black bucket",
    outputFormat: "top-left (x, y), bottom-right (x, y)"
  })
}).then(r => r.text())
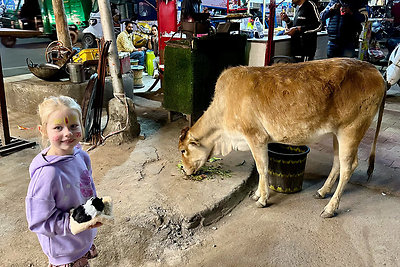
top-left (267, 143), bottom-right (310, 193)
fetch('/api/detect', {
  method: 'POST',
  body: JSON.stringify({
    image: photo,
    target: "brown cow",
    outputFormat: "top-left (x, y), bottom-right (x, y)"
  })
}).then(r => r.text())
top-left (178, 58), bottom-right (386, 218)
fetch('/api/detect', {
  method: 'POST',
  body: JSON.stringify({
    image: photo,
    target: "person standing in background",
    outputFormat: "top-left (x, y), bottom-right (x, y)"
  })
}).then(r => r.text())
top-left (320, 0), bottom-right (368, 58)
top-left (148, 25), bottom-right (160, 78)
top-left (280, 0), bottom-right (322, 62)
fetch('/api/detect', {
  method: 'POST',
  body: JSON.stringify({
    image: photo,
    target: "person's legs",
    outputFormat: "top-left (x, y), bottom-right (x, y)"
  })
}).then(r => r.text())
top-left (152, 56), bottom-right (159, 78)
top-left (49, 244), bottom-right (98, 267)
top-left (130, 51), bottom-right (145, 66)
top-left (304, 55), bottom-right (314, 61)
top-left (327, 41), bottom-right (340, 58)
top-left (328, 40), bottom-right (357, 58)
top-left (153, 56), bottom-right (159, 71)
top-left (142, 51), bottom-right (146, 71)
top-left (342, 45), bottom-right (356, 58)
top-left (338, 40), bottom-right (357, 58)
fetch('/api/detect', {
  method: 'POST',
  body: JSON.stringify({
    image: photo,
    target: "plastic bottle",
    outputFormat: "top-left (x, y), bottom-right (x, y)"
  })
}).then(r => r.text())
top-left (281, 8), bottom-right (287, 28)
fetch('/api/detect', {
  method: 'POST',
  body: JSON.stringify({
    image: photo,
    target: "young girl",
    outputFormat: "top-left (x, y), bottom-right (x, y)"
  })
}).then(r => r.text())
top-left (147, 24), bottom-right (160, 78)
top-left (26, 96), bottom-right (101, 266)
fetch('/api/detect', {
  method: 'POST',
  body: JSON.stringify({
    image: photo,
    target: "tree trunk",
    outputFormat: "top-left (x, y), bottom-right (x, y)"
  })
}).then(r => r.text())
top-left (51, 0), bottom-right (72, 50)
top-left (98, 0), bottom-right (125, 96)
top-left (98, 0), bottom-right (140, 141)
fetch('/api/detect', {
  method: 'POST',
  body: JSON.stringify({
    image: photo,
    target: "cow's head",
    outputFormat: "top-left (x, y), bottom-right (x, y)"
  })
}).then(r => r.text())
top-left (178, 127), bottom-right (210, 175)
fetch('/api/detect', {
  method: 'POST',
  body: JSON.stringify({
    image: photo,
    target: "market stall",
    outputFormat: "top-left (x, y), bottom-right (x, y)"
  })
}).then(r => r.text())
top-left (247, 32), bottom-right (328, 66)
top-left (243, 0), bottom-right (328, 65)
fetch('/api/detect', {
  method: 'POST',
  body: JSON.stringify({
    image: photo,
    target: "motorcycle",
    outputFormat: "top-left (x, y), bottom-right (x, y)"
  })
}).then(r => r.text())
top-left (386, 43), bottom-right (400, 86)
top-left (367, 20), bottom-right (387, 64)
top-left (367, 19), bottom-right (400, 63)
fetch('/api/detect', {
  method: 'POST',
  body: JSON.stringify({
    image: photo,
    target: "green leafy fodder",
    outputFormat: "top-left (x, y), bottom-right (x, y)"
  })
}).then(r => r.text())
top-left (177, 157), bottom-right (231, 181)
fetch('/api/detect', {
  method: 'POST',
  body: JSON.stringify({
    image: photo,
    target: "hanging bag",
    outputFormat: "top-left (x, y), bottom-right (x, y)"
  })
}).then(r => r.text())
top-left (254, 17), bottom-right (264, 38)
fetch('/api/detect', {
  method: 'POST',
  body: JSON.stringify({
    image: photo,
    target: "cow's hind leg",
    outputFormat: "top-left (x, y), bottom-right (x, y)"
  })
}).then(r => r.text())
top-left (314, 134), bottom-right (340, 199)
top-left (245, 137), bottom-right (269, 207)
top-left (321, 132), bottom-right (360, 218)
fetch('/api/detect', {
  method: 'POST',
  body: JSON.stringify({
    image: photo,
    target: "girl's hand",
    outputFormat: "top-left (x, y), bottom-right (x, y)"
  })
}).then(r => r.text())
top-left (89, 222), bottom-right (103, 229)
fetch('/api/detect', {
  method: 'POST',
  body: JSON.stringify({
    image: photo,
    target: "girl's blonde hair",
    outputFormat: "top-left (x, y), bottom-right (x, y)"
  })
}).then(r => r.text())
top-left (38, 96), bottom-right (83, 146)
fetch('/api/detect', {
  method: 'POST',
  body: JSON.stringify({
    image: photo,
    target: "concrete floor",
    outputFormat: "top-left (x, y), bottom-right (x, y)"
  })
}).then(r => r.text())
top-left (1, 69), bottom-right (399, 266)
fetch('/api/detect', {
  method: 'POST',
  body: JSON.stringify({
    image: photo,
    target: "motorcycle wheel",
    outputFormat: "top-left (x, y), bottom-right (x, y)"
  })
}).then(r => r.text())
top-left (83, 33), bottom-right (96, 49)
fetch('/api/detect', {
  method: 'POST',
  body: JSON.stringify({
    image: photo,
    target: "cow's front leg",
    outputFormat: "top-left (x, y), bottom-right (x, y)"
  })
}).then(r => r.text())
top-left (250, 171), bottom-right (268, 204)
top-left (252, 189), bottom-right (260, 201)
top-left (245, 137), bottom-right (269, 207)
top-left (255, 172), bottom-right (268, 208)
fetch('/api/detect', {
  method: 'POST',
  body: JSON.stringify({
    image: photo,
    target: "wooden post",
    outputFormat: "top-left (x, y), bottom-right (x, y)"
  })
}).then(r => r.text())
top-left (265, 0), bottom-right (276, 66)
top-left (51, 0), bottom-right (72, 50)
top-left (0, 54), bottom-right (11, 145)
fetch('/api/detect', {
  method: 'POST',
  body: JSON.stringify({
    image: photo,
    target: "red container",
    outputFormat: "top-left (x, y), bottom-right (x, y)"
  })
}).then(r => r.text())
top-left (119, 54), bottom-right (131, 74)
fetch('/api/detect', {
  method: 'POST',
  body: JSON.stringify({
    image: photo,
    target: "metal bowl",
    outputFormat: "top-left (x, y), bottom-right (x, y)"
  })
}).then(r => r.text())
top-left (26, 58), bottom-right (68, 81)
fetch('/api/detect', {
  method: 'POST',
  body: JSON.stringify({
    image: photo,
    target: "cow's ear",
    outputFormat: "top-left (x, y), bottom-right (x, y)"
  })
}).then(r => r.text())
top-left (179, 127), bottom-right (190, 142)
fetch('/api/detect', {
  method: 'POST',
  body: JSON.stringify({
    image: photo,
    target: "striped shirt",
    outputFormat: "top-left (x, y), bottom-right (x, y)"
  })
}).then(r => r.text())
top-left (287, 0), bottom-right (322, 34)
top-left (287, 0), bottom-right (322, 59)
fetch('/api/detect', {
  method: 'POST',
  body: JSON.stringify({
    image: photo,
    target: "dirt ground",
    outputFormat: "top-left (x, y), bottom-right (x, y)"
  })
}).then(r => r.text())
top-left (1, 96), bottom-right (400, 266)
top-left (1, 98), bottom-right (211, 266)
top-left (0, 102), bottom-right (176, 266)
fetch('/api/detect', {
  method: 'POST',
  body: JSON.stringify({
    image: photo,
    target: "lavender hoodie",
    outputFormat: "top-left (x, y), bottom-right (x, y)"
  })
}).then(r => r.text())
top-left (26, 145), bottom-right (97, 265)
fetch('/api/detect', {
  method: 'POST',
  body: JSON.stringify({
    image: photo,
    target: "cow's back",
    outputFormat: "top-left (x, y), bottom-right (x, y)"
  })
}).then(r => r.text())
top-left (212, 58), bottom-right (386, 144)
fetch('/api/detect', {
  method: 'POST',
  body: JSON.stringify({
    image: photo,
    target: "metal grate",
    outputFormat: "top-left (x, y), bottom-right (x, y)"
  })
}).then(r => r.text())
top-left (0, 137), bottom-right (36, 156)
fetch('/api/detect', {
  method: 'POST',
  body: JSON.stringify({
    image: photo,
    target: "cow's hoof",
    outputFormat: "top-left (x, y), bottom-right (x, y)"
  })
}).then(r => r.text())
top-left (320, 209), bottom-right (336, 218)
top-left (313, 191), bottom-right (324, 199)
top-left (252, 194), bottom-right (260, 201)
top-left (256, 200), bottom-right (266, 208)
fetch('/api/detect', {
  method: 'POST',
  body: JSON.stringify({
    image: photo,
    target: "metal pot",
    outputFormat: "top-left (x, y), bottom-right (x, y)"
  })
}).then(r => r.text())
top-left (67, 63), bottom-right (85, 83)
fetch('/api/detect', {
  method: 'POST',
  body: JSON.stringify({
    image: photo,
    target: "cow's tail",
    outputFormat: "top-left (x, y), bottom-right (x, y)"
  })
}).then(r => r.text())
top-left (367, 85), bottom-right (387, 181)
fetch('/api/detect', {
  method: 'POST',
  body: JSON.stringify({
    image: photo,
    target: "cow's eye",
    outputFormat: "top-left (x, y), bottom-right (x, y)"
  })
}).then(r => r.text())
top-left (181, 150), bottom-right (186, 154)
top-left (190, 141), bottom-right (199, 146)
